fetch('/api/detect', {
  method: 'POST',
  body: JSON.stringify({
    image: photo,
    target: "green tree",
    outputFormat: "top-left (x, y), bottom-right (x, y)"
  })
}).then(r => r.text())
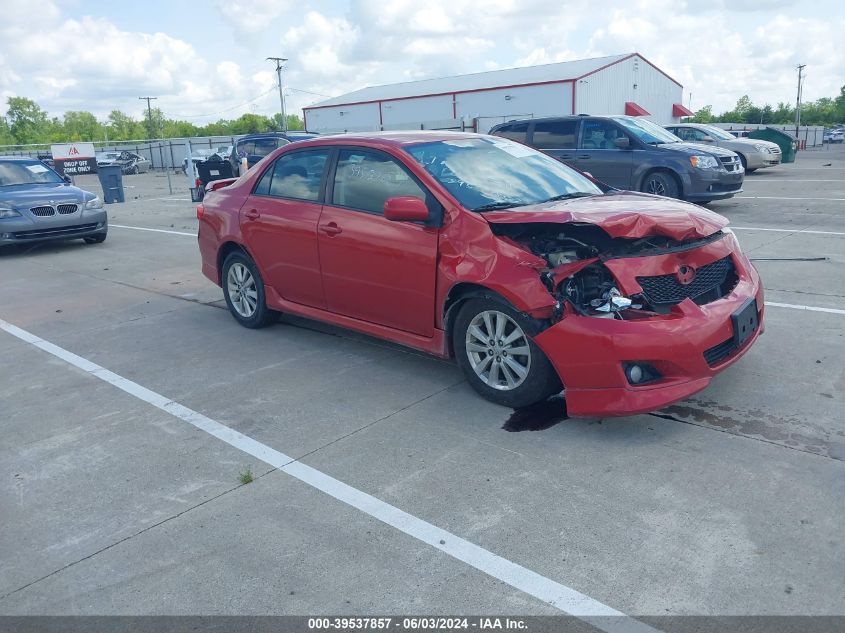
top-left (6, 96), bottom-right (50, 144)
top-left (691, 105), bottom-right (714, 123)
top-left (108, 110), bottom-right (144, 140)
top-left (230, 113), bottom-right (274, 134)
top-left (62, 110), bottom-right (102, 141)
top-left (271, 113), bottom-right (305, 131)
top-left (0, 117), bottom-right (14, 146)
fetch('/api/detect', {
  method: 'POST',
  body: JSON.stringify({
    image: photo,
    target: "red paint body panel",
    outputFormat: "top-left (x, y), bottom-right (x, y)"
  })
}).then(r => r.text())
top-left (198, 131), bottom-right (764, 417)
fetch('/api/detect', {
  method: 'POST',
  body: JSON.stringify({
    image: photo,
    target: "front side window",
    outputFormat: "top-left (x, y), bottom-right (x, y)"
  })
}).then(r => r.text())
top-left (405, 137), bottom-right (601, 212)
top-left (701, 126), bottom-right (736, 141)
top-left (253, 150), bottom-right (329, 202)
top-left (533, 120), bottom-right (577, 149)
top-left (0, 160), bottom-right (63, 186)
top-left (332, 150), bottom-right (426, 214)
top-left (580, 120), bottom-right (629, 149)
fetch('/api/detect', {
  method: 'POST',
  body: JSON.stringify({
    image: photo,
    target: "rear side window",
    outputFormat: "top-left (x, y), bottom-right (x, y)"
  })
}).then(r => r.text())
top-left (253, 138), bottom-right (282, 158)
top-left (532, 120), bottom-right (577, 149)
top-left (253, 150), bottom-right (329, 202)
top-left (332, 150), bottom-right (426, 215)
top-left (493, 122), bottom-right (529, 143)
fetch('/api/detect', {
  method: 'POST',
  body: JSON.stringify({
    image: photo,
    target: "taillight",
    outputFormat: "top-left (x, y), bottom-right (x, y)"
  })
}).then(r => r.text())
top-left (196, 204), bottom-right (204, 220)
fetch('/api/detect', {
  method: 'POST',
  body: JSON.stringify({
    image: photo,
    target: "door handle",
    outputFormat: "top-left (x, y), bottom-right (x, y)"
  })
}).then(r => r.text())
top-left (319, 222), bottom-right (342, 236)
top-left (577, 154), bottom-right (592, 159)
top-left (245, 209), bottom-right (260, 220)
top-left (557, 155), bottom-right (574, 161)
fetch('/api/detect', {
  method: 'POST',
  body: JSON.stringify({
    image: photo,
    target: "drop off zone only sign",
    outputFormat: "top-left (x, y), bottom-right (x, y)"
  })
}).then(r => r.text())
top-left (51, 143), bottom-right (97, 176)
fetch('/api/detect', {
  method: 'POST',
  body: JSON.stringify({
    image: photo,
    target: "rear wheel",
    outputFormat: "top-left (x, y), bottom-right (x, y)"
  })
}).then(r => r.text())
top-left (453, 297), bottom-right (560, 408)
top-left (641, 171), bottom-right (680, 199)
top-left (222, 251), bottom-right (276, 328)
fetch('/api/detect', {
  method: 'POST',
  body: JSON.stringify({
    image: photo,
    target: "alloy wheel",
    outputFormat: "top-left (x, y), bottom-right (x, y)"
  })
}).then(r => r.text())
top-left (227, 262), bottom-right (258, 318)
top-left (645, 178), bottom-right (666, 196)
top-left (465, 310), bottom-right (531, 391)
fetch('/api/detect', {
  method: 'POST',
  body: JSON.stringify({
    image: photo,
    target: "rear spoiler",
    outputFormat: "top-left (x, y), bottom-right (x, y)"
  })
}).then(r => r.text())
top-left (207, 178), bottom-right (237, 192)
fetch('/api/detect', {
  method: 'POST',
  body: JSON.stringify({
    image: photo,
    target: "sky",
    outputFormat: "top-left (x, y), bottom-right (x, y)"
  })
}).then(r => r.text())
top-left (0, 0), bottom-right (842, 126)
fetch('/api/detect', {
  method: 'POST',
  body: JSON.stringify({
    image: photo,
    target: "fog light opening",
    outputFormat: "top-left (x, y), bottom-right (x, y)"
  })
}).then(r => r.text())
top-left (624, 363), bottom-right (661, 385)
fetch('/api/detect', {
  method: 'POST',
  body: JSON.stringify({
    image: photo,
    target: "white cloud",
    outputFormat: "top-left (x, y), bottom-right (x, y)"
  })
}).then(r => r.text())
top-left (215, 0), bottom-right (297, 34)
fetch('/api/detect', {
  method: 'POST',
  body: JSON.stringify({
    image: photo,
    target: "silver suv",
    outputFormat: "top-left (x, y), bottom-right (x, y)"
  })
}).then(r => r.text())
top-left (665, 123), bottom-right (781, 173)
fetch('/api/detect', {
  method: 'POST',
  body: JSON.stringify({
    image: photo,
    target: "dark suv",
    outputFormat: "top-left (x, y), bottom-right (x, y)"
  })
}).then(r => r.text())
top-left (230, 131), bottom-right (318, 176)
top-left (490, 115), bottom-right (743, 203)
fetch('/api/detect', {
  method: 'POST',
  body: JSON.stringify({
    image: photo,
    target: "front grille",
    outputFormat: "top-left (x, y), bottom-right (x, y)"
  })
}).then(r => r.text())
top-left (12, 223), bottom-right (99, 240)
top-left (57, 204), bottom-right (78, 214)
top-left (704, 337), bottom-right (736, 366)
top-left (30, 206), bottom-right (55, 216)
top-left (636, 256), bottom-right (736, 307)
top-left (720, 156), bottom-right (742, 172)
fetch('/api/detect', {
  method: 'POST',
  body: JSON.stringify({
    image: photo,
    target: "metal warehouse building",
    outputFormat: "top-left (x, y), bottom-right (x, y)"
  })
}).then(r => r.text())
top-left (303, 52), bottom-right (693, 135)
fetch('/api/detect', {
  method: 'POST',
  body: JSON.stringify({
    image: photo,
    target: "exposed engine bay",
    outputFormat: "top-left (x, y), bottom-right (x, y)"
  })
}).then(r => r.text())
top-left (490, 222), bottom-right (731, 320)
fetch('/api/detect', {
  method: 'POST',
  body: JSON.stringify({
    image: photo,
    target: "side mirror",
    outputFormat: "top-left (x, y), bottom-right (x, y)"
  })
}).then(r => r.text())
top-left (63, 175), bottom-right (72, 183)
top-left (384, 196), bottom-right (429, 222)
top-left (613, 137), bottom-right (631, 149)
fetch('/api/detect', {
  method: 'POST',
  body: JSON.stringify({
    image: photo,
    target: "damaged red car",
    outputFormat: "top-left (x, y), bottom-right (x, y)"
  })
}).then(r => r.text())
top-left (197, 132), bottom-right (764, 417)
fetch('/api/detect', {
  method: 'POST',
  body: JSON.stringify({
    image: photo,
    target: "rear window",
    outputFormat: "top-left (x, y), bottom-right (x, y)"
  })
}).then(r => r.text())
top-left (532, 120), bottom-right (577, 149)
top-left (493, 122), bottom-right (529, 143)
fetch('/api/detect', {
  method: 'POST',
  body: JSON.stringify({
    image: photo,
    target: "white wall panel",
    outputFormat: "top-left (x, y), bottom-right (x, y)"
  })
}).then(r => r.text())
top-left (381, 95), bottom-right (454, 126)
top-left (304, 102), bottom-right (381, 134)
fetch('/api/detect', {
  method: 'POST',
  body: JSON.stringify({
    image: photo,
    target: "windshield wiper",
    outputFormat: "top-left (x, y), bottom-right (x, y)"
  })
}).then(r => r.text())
top-left (541, 192), bottom-right (597, 203)
top-left (472, 201), bottom-right (521, 212)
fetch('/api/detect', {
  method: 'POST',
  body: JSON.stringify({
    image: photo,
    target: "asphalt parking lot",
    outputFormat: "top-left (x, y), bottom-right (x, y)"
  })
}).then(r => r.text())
top-left (1, 148), bottom-right (843, 625)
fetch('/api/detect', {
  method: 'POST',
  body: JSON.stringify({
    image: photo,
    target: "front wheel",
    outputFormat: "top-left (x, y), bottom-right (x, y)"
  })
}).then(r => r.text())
top-left (453, 298), bottom-right (561, 408)
top-left (221, 251), bottom-right (277, 328)
top-left (641, 171), bottom-right (680, 199)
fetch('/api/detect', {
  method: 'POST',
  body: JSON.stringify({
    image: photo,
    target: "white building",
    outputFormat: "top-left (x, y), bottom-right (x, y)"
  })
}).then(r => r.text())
top-left (303, 52), bottom-right (693, 135)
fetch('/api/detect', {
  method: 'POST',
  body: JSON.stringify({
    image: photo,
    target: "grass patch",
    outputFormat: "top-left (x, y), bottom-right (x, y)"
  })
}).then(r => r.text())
top-left (238, 466), bottom-right (254, 485)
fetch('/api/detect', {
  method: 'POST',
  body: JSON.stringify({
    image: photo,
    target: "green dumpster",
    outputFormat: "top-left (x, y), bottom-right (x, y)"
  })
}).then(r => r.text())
top-left (748, 127), bottom-right (798, 163)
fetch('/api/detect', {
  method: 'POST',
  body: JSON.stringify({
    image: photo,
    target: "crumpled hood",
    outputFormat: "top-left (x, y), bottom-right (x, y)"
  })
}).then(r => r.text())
top-left (481, 191), bottom-right (729, 240)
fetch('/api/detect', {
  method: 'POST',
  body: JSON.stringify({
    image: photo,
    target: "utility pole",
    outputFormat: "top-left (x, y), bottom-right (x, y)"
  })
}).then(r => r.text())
top-left (267, 57), bottom-right (288, 132)
top-left (794, 64), bottom-right (805, 139)
top-left (139, 96), bottom-right (158, 139)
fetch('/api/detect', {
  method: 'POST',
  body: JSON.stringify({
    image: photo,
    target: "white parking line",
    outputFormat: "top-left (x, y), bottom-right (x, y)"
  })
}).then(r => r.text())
top-left (0, 317), bottom-right (660, 633)
top-left (111, 224), bottom-right (196, 237)
top-left (736, 196), bottom-right (845, 201)
top-left (765, 302), bottom-right (845, 315)
top-left (732, 226), bottom-right (845, 236)
top-left (744, 179), bottom-right (845, 182)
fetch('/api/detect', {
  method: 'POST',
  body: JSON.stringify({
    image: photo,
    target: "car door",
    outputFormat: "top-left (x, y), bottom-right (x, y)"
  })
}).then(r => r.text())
top-left (571, 119), bottom-right (634, 189)
top-left (239, 148), bottom-right (331, 309)
top-left (529, 119), bottom-right (578, 166)
top-left (317, 148), bottom-right (439, 337)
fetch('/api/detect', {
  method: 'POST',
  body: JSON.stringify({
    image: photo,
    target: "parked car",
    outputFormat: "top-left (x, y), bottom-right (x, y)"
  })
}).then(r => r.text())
top-left (230, 132), bottom-right (318, 176)
top-left (490, 115), bottom-right (744, 203)
top-left (182, 148), bottom-right (218, 175)
top-left (197, 132), bottom-right (763, 417)
top-left (823, 129), bottom-right (844, 143)
top-left (665, 123), bottom-right (781, 172)
top-left (0, 156), bottom-right (107, 246)
top-left (97, 150), bottom-right (151, 174)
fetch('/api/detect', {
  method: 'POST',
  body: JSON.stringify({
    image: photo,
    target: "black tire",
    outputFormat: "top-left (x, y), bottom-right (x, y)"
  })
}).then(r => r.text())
top-left (737, 154), bottom-right (748, 171)
top-left (129, 165), bottom-right (139, 175)
top-left (746, 168), bottom-right (757, 173)
top-left (640, 171), bottom-right (680, 199)
top-left (84, 230), bottom-right (107, 244)
top-left (221, 250), bottom-right (277, 328)
top-left (453, 297), bottom-right (561, 408)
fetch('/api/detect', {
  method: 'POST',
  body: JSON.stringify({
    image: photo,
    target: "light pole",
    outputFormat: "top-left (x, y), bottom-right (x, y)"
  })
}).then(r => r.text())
top-left (795, 64), bottom-right (806, 139)
top-left (139, 96), bottom-right (158, 139)
top-left (267, 57), bottom-right (288, 132)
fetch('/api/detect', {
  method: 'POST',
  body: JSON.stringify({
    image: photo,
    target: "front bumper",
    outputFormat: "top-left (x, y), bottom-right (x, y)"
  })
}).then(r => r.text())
top-left (684, 169), bottom-right (744, 201)
top-left (0, 209), bottom-right (108, 245)
top-left (746, 151), bottom-right (782, 169)
top-left (533, 243), bottom-right (764, 418)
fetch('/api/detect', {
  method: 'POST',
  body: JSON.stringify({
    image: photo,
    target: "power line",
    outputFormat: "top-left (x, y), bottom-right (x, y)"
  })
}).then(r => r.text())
top-left (288, 87), bottom-right (331, 98)
top-left (162, 86), bottom-right (278, 119)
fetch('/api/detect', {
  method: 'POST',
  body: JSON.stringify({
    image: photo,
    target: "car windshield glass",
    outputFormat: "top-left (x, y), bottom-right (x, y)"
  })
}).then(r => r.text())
top-left (0, 160), bottom-right (63, 186)
top-left (702, 126), bottom-right (736, 140)
top-left (405, 137), bottom-right (602, 211)
top-left (613, 117), bottom-right (681, 144)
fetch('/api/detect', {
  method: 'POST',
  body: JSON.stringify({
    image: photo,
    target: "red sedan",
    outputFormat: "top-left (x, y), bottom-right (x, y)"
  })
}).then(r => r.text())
top-left (197, 132), bottom-right (763, 417)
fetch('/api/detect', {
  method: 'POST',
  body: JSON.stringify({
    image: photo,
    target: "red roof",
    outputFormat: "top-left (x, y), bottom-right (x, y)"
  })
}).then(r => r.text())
top-left (673, 103), bottom-right (695, 117)
top-left (625, 102), bottom-right (650, 116)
